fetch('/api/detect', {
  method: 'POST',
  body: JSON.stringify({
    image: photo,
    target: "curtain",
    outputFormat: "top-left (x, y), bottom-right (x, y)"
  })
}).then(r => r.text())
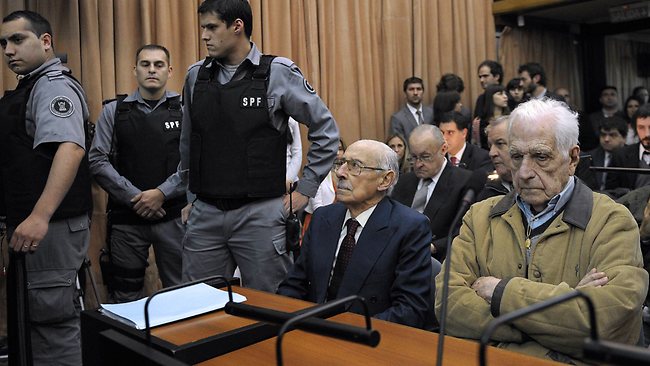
top-left (605, 36), bottom-right (650, 101)
top-left (0, 0), bottom-right (496, 306)
top-left (499, 26), bottom-right (583, 111)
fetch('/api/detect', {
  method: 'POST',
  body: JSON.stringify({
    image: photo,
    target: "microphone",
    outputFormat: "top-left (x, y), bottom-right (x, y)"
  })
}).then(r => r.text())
top-left (436, 169), bottom-right (487, 366)
top-left (225, 301), bottom-right (380, 346)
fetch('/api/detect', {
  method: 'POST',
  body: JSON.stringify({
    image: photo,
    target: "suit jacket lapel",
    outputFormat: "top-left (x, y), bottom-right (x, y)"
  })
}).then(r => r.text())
top-left (339, 198), bottom-right (393, 297)
top-left (424, 165), bottom-right (452, 219)
top-left (460, 144), bottom-right (472, 167)
top-left (313, 204), bottom-right (347, 303)
top-left (402, 107), bottom-right (418, 130)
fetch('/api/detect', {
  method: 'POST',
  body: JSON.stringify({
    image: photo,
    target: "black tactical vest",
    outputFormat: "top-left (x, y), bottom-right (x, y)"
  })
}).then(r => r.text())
top-left (107, 95), bottom-right (186, 225)
top-left (0, 71), bottom-right (92, 227)
top-left (189, 56), bottom-right (287, 203)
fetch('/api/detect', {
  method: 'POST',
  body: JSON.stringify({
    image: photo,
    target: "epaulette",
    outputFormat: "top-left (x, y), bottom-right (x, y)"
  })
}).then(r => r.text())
top-left (102, 98), bottom-right (118, 106)
top-left (45, 69), bottom-right (65, 81)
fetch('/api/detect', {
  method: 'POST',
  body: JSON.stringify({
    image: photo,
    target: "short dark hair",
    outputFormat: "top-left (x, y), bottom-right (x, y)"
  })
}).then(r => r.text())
top-left (478, 60), bottom-right (503, 85)
top-left (135, 44), bottom-right (171, 64)
top-left (633, 85), bottom-right (648, 97)
top-left (403, 76), bottom-right (424, 92)
top-left (437, 111), bottom-right (469, 130)
top-left (518, 62), bottom-right (546, 87)
top-left (599, 85), bottom-right (618, 96)
top-left (3, 10), bottom-right (53, 45)
top-left (433, 91), bottom-right (461, 121)
top-left (506, 77), bottom-right (523, 91)
top-left (633, 104), bottom-right (650, 132)
top-left (199, 0), bottom-right (253, 38)
top-left (599, 116), bottom-right (627, 137)
top-left (436, 73), bottom-right (464, 93)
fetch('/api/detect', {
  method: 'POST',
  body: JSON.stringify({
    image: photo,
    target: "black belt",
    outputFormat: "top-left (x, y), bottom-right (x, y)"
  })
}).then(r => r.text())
top-left (197, 195), bottom-right (269, 211)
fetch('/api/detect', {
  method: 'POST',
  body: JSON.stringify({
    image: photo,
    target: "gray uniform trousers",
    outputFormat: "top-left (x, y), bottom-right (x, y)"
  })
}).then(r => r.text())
top-left (10, 214), bottom-right (89, 366)
top-left (182, 197), bottom-right (292, 293)
top-left (110, 217), bottom-right (184, 302)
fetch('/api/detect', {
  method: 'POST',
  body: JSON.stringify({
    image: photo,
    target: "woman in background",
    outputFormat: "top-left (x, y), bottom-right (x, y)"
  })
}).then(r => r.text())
top-left (385, 133), bottom-right (411, 174)
top-left (506, 77), bottom-right (525, 110)
top-left (623, 95), bottom-right (642, 145)
top-left (477, 84), bottom-right (510, 149)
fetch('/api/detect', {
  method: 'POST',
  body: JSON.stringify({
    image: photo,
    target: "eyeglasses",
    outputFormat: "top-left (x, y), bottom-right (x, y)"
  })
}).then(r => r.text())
top-left (406, 154), bottom-right (435, 165)
top-left (332, 158), bottom-right (386, 176)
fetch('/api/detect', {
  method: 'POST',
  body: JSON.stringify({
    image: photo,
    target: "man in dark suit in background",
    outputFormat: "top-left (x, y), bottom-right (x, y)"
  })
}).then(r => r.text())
top-left (390, 76), bottom-right (434, 140)
top-left (438, 111), bottom-right (493, 176)
top-left (607, 104), bottom-right (650, 192)
top-left (278, 140), bottom-right (433, 329)
top-left (391, 124), bottom-right (473, 261)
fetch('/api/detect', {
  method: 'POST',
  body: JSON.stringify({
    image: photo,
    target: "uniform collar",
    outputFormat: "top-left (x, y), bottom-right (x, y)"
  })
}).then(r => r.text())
top-left (24, 57), bottom-right (63, 79)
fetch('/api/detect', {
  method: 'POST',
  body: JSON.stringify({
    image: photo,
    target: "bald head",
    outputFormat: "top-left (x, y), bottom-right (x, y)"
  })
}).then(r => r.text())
top-left (334, 140), bottom-right (398, 217)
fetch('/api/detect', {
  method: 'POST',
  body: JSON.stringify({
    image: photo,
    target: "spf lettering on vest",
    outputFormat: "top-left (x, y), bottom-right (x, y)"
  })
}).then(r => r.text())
top-left (241, 96), bottom-right (264, 108)
top-left (163, 120), bottom-right (181, 131)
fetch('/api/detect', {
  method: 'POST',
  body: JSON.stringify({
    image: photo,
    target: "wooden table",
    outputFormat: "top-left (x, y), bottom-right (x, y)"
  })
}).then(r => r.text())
top-left (146, 286), bottom-right (559, 366)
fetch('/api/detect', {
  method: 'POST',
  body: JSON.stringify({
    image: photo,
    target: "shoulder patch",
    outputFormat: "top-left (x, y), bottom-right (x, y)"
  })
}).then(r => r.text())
top-left (50, 96), bottom-right (75, 118)
top-left (303, 79), bottom-right (316, 94)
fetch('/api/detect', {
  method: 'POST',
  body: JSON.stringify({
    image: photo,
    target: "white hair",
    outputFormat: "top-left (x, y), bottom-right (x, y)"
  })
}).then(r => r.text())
top-left (410, 124), bottom-right (446, 147)
top-left (508, 98), bottom-right (579, 159)
top-left (355, 139), bottom-right (400, 188)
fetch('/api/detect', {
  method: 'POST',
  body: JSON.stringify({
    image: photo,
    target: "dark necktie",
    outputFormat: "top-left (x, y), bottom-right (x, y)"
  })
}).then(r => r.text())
top-left (327, 219), bottom-right (361, 300)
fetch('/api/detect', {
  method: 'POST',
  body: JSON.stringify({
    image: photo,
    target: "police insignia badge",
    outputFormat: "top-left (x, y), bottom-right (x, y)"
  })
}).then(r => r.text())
top-left (303, 79), bottom-right (316, 94)
top-left (50, 96), bottom-right (74, 118)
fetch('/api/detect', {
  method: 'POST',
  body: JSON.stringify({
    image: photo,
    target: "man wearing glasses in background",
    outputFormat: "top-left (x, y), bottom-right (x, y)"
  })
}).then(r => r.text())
top-left (278, 140), bottom-right (433, 329)
top-left (391, 125), bottom-right (473, 261)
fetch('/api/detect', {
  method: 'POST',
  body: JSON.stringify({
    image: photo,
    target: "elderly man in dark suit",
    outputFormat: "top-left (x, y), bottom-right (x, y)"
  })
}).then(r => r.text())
top-left (391, 124), bottom-right (473, 261)
top-left (389, 76), bottom-right (434, 139)
top-left (278, 140), bottom-right (433, 329)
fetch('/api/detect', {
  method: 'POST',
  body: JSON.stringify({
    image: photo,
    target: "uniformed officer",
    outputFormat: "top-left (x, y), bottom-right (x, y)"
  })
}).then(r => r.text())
top-left (89, 44), bottom-right (185, 303)
top-left (180, 0), bottom-right (339, 292)
top-left (0, 10), bottom-right (92, 365)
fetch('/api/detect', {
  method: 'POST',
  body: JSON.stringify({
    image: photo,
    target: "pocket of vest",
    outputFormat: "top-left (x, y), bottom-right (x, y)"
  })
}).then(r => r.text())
top-left (247, 135), bottom-right (285, 178)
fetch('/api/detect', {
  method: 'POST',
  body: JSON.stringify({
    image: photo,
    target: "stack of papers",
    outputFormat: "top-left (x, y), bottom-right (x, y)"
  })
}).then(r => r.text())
top-left (100, 283), bottom-right (247, 330)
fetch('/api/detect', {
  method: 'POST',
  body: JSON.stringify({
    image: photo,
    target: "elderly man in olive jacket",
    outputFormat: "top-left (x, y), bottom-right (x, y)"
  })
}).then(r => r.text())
top-left (436, 98), bottom-right (648, 364)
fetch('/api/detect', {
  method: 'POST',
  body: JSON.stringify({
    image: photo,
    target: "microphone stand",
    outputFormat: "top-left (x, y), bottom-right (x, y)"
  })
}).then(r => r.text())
top-left (274, 295), bottom-right (380, 366)
top-left (435, 190), bottom-right (475, 366)
top-left (143, 275), bottom-right (230, 344)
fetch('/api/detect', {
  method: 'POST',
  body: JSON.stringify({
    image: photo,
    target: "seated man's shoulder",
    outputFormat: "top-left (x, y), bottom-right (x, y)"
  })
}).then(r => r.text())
top-left (451, 164), bottom-right (474, 181)
top-left (593, 190), bottom-right (635, 216)
top-left (389, 198), bottom-right (428, 221)
top-left (471, 193), bottom-right (514, 217)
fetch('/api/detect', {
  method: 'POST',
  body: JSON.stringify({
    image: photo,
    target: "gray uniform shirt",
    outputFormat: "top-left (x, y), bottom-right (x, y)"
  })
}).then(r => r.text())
top-left (180, 42), bottom-right (339, 198)
top-left (89, 89), bottom-right (186, 206)
top-left (24, 58), bottom-right (88, 149)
